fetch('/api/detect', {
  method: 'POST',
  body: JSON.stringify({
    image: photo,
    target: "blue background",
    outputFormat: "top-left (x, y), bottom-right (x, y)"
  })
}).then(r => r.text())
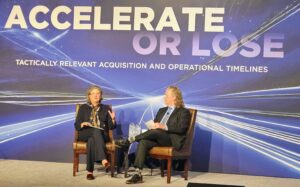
top-left (0, 0), bottom-right (299, 178)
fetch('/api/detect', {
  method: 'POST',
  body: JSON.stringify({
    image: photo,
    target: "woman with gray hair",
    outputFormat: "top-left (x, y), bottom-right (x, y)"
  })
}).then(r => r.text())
top-left (74, 85), bottom-right (116, 180)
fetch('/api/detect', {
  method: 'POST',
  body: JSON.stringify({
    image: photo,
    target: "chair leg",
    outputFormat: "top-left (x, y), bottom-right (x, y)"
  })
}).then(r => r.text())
top-left (76, 153), bottom-right (80, 172)
top-left (160, 160), bottom-right (165, 177)
top-left (184, 159), bottom-right (189, 180)
top-left (73, 152), bottom-right (78, 176)
top-left (167, 158), bottom-right (172, 183)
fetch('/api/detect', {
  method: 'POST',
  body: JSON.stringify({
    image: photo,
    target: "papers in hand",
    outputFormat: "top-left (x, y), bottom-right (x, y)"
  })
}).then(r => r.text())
top-left (145, 120), bottom-right (167, 130)
top-left (87, 124), bottom-right (104, 130)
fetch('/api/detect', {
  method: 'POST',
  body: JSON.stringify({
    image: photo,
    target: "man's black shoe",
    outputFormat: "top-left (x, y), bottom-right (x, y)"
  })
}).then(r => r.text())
top-left (126, 174), bottom-right (143, 184)
top-left (115, 138), bottom-right (131, 148)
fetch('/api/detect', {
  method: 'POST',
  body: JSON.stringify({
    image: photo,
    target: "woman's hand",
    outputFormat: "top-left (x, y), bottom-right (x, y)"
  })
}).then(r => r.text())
top-left (108, 110), bottom-right (116, 123)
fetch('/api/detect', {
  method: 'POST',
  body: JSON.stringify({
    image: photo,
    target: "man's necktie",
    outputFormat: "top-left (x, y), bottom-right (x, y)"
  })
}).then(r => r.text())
top-left (160, 107), bottom-right (172, 125)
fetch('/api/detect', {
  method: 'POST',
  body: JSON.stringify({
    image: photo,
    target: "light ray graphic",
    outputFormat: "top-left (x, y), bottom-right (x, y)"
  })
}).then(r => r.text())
top-left (184, 102), bottom-right (300, 173)
top-left (0, 90), bottom-right (136, 106)
top-left (214, 93), bottom-right (300, 100)
top-left (188, 104), bottom-right (300, 119)
top-left (215, 86), bottom-right (300, 99)
top-left (0, 28), bottom-right (156, 101)
top-left (0, 29), bottom-right (122, 92)
top-left (0, 115), bottom-right (73, 134)
top-left (0, 28), bottom-right (156, 100)
top-left (0, 93), bottom-right (299, 176)
top-left (0, 119), bottom-right (73, 144)
top-left (0, 91), bottom-right (83, 98)
top-left (0, 30), bottom-right (97, 86)
top-left (0, 113), bottom-right (74, 143)
top-left (196, 113), bottom-right (300, 172)
top-left (152, 1), bottom-right (300, 88)
top-left (136, 96), bottom-right (163, 127)
top-left (200, 107), bottom-right (300, 130)
top-left (197, 112), bottom-right (300, 144)
top-left (0, 96), bottom-right (161, 144)
top-left (138, 104), bottom-right (152, 126)
top-left (24, 30), bottom-right (69, 55)
top-left (220, 109), bottom-right (300, 118)
top-left (112, 96), bottom-right (163, 110)
top-left (0, 0), bottom-right (299, 178)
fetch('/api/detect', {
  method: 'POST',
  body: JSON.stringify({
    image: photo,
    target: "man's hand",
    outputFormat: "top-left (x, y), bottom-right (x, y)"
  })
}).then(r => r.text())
top-left (153, 122), bottom-right (166, 130)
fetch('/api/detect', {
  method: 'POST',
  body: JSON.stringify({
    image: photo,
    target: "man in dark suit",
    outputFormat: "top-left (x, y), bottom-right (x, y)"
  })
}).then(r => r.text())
top-left (117, 86), bottom-right (191, 184)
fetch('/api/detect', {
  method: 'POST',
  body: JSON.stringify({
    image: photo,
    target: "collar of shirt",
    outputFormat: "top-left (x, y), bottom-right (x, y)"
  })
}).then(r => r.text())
top-left (168, 105), bottom-right (175, 109)
top-left (168, 105), bottom-right (175, 111)
top-left (167, 106), bottom-right (175, 114)
top-left (87, 102), bottom-right (101, 110)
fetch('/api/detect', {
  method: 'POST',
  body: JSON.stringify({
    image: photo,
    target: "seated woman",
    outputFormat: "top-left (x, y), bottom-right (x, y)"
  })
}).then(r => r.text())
top-left (74, 85), bottom-right (116, 180)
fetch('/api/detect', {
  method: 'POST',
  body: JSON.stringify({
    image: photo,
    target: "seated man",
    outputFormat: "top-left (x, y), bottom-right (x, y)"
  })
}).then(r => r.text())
top-left (116, 86), bottom-right (191, 184)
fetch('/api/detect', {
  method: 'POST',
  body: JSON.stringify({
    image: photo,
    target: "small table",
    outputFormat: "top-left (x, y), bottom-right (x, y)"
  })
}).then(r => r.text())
top-left (116, 144), bottom-right (130, 177)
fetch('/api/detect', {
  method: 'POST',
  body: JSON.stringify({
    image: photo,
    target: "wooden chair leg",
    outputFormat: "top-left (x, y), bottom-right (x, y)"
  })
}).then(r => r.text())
top-left (167, 158), bottom-right (172, 183)
top-left (184, 159), bottom-right (189, 180)
top-left (160, 160), bottom-right (165, 177)
top-left (76, 153), bottom-right (80, 172)
top-left (73, 152), bottom-right (78, 176)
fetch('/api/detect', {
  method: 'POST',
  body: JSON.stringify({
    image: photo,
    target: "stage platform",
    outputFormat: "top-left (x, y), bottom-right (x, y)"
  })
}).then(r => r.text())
top-left (0, 159), bottom-right (299, 187)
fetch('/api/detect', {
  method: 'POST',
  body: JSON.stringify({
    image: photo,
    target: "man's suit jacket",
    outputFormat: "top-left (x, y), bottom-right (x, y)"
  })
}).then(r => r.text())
top-left (74, 103), bottom-right (116, 142)
top-left (154, 107), bottom-right (191, 149)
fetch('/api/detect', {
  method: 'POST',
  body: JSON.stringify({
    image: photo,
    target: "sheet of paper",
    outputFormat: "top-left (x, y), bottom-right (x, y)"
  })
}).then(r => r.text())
top-left (87, 124), bottom-right (104, 130)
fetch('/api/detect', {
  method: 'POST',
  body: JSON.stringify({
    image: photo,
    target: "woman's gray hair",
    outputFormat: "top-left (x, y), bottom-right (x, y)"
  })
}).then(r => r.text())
top-left (86, 85), bottom-right (103, 103)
